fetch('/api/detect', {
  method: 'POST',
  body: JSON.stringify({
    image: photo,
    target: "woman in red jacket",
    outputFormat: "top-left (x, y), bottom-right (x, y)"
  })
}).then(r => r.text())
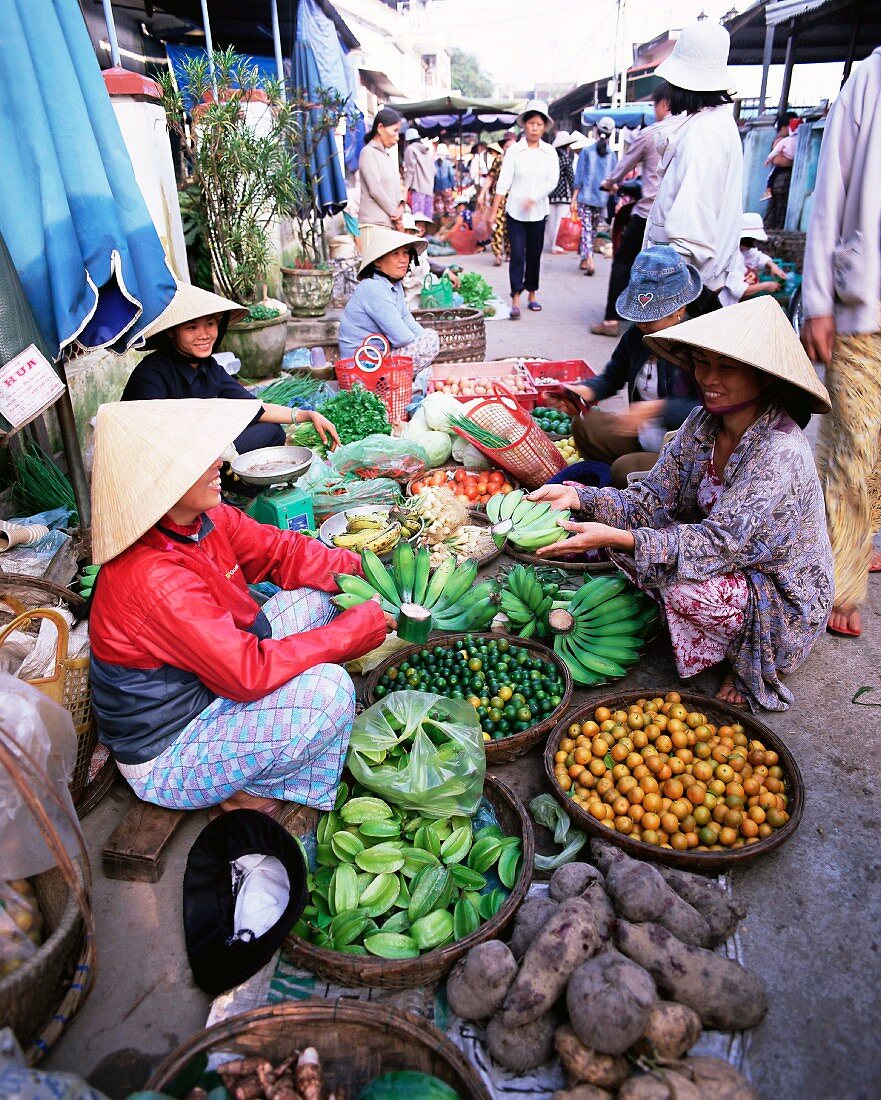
top-left (88, 399), bottom-right (392, 817)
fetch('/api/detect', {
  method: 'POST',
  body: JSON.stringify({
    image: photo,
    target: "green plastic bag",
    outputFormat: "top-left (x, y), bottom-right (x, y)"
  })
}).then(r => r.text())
top-left (347, 690), bottom-right (486, 819)
top-left (420, 273), bottom-right (454, 309)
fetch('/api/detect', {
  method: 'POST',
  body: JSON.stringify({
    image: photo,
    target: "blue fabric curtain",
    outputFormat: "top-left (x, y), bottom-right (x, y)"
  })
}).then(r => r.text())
top-left (292, 41), bottom-right (348, 216)
top-left (0, 1), bottom-right (176, 356)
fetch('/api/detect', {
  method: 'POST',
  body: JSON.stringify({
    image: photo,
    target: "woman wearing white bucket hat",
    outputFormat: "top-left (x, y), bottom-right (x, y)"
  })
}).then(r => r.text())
top-left (643, 21), bottom-right (746, 307)
top-left (529, 297), bottom-right (834, 712)
top-left (490, 100), bottom-right (559, 317)
top-left (88, 399), bottom-right (393, 816)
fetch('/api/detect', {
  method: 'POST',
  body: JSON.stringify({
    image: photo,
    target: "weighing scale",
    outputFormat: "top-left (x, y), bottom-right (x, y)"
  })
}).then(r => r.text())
top-left (231, 446), bottom-right (317, 531)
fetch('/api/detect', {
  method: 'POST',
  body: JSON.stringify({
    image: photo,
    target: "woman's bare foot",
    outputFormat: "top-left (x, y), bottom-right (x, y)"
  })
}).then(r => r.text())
top-left (716, 672), bottom-right (746, 706)
top-left (827, 603), bottom-right (862, 636)
top-left (870, 548), bottom-right (881, 572)
top-left (217, 791), bottom-right (288, 816)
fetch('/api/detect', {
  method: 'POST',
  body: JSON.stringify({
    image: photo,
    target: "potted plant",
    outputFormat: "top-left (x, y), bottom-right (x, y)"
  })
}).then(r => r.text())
top-left (281, 83), bottom-right (350, 318)
top-left (159, 49), bottom-right (302, 377)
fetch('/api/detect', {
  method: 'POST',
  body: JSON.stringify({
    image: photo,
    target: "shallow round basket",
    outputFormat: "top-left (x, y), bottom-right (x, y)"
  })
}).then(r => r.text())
top-left (405, 467), bottom-right (521, 512)
top-left (455, 510), bottom-right (504, 569)
top-left (506, 544), bottom-right (617, 574)
top-left (543, 689), bottom-right (805, 871)
top-left (282, 774), bottom-right (534, 989)
top-left (0, 860), bottom-right (90, 1061)
top-left (146, 999), bottom-right (492, 1097)
top-left (413, 307), bottom-right (486, 363)
top-left (318, 506), bottom-right (423, 554)
top-left (365, 633), bottom-right (573, 765)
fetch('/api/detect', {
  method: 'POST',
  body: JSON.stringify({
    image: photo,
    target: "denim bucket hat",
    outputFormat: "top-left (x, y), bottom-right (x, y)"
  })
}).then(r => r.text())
top-left (616, 246), bottom-right (702, 324)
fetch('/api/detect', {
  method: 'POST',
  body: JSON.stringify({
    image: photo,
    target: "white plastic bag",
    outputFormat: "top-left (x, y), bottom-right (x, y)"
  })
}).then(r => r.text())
top-left (0, 674), bottom-right (81, 880)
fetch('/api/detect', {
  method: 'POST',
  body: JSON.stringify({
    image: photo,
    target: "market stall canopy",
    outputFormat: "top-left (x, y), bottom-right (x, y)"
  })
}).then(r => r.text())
top-left (582, 104), bottom-right (658, 129)
top-left (392, 94), bottom-right (522, 135)
top-left (294, 41), bottom-right (348, 216)
top-left (0, 2), bottom-right (176, 356)
top-left (724, 0), bottom-right (880, 65)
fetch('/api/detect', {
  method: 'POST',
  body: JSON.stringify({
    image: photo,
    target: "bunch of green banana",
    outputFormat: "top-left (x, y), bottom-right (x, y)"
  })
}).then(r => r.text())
top-left (332, 511), bottom-right (403, 554)
top-left (548, 574), bottom-right (659, 686)
top-left (485, 488), bottom-right (570, 551)
top-left (332, 544), bottom-right (498, 631)
top-left (498, 564), bottom-right (566, 639)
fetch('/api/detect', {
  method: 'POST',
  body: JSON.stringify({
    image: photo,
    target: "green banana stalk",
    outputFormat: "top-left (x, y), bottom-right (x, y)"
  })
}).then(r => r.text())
top-left (361, 549), bottom-right (402, 608)
top-left (411, 546), bottom-right (431, 606)
top-left (392, 539), bottom-right (416, 603)
top-left (431, 560), bottom-right (478, 614)
top-left (422, 554), bottom-right (456, 609)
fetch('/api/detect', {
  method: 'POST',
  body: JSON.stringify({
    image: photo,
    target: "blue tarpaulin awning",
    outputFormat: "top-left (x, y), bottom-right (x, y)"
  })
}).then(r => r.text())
top-left (292, 40), bottom-right (348, 216)
top-left (581, 104), bottom-right (658, 129)
top-left (0, 1), bottom-right (176, 356)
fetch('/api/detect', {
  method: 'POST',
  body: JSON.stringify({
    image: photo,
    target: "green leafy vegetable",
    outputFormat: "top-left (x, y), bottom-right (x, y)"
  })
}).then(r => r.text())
top-left (244, 303), bottom-right (282, 322)
top-left (294, 383), bottom-right (391, 453)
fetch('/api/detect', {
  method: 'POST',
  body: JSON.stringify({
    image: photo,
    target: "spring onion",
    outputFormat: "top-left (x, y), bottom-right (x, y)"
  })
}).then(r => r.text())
top-left (448, 413), bottom-right (509, 451)
top-left (12, 445), bottom-right (79, 524)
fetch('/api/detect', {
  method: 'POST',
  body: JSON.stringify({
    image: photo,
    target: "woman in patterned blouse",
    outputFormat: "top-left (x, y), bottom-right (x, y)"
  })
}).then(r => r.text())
top-left (531, 297), bottom-right (834, 712)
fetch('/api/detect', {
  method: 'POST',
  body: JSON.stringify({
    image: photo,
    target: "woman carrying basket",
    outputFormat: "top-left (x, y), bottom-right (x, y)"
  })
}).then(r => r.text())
top-left (529, 297), bottom-right (834, 712)
top-left (337, 227), bottom-right (440, 371)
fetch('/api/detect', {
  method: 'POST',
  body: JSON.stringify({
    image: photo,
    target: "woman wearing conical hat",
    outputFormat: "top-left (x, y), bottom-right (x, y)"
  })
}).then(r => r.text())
top-left (530, 297), bottom-right (834, 712)
top-left (122, 283), bottom-right (339, 456)
top-left (337, 227), bottom-right (440, 369)
top-left (87, 399), bottom-right (394, 815)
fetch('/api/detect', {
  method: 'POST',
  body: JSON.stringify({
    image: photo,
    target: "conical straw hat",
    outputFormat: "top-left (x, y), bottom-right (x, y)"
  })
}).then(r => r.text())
top-left (91, 399), bottom-right (257, 563)
top-left (643, 296), bottom-right (831, 413)
top-left (139, 282), bottom-right (248, 347)
top-left (357, 227), bottom-right (427, 279)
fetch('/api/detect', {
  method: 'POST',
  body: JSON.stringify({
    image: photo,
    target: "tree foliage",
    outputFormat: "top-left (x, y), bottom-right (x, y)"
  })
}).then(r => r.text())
top-left (449, 47), bottom-right (493, 99)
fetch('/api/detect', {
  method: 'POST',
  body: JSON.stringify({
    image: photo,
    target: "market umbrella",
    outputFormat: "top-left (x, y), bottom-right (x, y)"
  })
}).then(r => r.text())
top-left (581, 104), bottom-right (658, 129)
top-left (0, 1), bottom-right (177, 358)
top-left (292, 40), bottom-right (348, 217)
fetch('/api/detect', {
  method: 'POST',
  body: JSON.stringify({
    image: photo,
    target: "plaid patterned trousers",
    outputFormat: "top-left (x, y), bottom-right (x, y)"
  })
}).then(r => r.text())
top-left (117, 588), bottom-right (355, 811)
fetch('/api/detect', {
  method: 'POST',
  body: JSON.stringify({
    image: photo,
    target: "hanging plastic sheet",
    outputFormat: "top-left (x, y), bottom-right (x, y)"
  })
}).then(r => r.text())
top-left (0, 2), bottom-right (176, 356)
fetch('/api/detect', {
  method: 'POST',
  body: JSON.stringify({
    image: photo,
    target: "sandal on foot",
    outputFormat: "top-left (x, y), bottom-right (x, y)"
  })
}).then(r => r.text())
top-left (509, 306), bottom-right (521, 320)
top-left (527, 301), bottom-right (542, 312)
top-left (827, 622), bottom-right (861, 637)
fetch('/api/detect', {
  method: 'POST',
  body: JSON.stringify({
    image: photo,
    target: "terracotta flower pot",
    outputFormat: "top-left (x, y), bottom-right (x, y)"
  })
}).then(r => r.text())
top-left (282, 266), bottom-right (334, 318)
top-left (222, 311), bottom-right (289, 380)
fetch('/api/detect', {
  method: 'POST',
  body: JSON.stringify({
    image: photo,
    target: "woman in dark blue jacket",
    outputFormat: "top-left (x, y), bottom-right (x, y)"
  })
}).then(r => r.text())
top-left (559, 247), bottom-right (718, 486)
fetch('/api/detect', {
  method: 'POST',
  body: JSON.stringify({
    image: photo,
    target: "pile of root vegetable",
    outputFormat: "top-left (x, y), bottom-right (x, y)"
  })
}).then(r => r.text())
top-left (446, 838), bottom-right (764, 1099)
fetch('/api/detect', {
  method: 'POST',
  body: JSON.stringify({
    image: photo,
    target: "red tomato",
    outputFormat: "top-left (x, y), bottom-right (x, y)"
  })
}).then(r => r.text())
top-left (476, 482), bottom-right (487, 495)
top-left (411, 480), bottom-right (424, 493)
top-left (456, 493), bottom-right (470, 505)
top-left (501, 482), bottom-right (514, 493)
top-left (429, 471), bottom-right (446, 486)
top-left (487, 471), bottom-right (505, 486)
top-left (464, 483), bottom-right (478, 500)
top-left (453, 468), bottom-right (468, 483)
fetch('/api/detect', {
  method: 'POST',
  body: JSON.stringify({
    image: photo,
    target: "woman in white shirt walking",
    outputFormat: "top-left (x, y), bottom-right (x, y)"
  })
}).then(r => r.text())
top-left (643, 22), bottom-right (745, 308)
top-left (490, 100), bottom-right (559, 319)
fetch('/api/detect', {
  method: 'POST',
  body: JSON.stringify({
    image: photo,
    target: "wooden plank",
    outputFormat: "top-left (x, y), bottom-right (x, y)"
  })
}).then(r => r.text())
top-left (102, 799), bottom-right (188, 883)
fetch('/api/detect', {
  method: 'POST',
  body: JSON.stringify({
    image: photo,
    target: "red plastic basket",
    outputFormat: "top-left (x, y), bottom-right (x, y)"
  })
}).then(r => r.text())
top-left (451, 384), bottom-right (566, 489)
top-left (525, 358), bottom-right (594, 386)
top-left (335, 335), bottom-right (413, 423)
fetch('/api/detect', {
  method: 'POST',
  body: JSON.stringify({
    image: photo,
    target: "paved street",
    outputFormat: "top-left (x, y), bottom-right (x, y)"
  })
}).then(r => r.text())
top-left (46, 246), bottom-right (881, 1099)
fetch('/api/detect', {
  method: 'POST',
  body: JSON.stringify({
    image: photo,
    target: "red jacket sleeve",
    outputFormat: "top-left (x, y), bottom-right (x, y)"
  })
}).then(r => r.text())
top-left (135, 573), bottom-right (388, 702)
top-left (216, 505), bottom-right (364, 591)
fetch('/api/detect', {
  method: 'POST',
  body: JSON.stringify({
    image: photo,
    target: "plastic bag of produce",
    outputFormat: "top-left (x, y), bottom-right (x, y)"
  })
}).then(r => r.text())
top-left (297, 457), bottom-right (399, 523)
top-left (347, 690), bottom-right (486, 819)
top-left (329, 435), bottom-right (429, 482)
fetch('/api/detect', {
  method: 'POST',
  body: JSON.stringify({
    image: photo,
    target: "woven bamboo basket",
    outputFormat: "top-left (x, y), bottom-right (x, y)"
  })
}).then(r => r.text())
top-left (413, 307), bottom-right (487, 364)
top-left (0, 574), bottom-right (96, 802)
top-left (365, 632), bottom-right (573, 765)
top-left (282, 774), bottom-right (534, 989)
top-left (146, 999), bottom-right (492, 1098)
top-left (0, 730), bottom-right (96, 1063)
top-left (543, 689), bottom-right (805, 871)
